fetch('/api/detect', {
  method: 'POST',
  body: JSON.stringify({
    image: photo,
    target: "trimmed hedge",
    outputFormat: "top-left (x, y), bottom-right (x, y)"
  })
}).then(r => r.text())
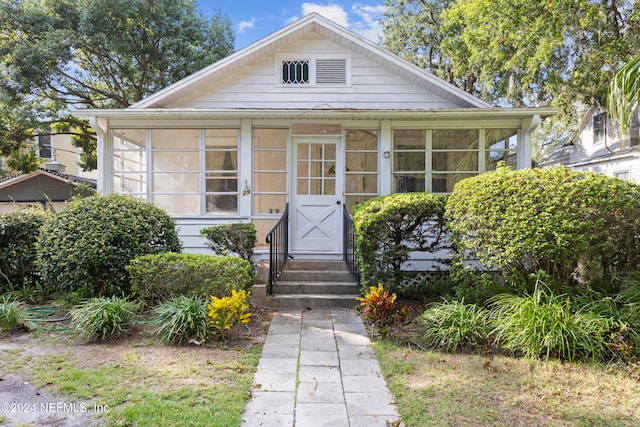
top-left (446, 165), bottom-right (640, 288)
top-left (352, 193), bottom-right (449, 289)
top-left (127, 253), bottom-right (254, 305)
top-left (200, 223), bottom-right (256, 265)
top-left (37, 194), bottom-right (181, 297)
top-left (0, 206), bottom-right (50, 292)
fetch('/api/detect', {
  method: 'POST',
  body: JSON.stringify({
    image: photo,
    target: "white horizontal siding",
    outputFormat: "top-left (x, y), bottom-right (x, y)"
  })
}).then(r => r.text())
top-left (168, 35), bottom-right (461, 110)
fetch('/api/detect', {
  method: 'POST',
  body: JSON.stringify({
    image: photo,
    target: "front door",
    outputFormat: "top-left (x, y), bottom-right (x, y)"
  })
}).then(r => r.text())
top-left (291, 136), bottom-right (343, 253)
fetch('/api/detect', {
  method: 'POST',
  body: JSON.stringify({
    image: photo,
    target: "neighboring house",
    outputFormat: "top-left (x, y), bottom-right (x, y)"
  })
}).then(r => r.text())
top-left (539, 107), bottom-right (640, 181)
top-left (74, 13), bottom-right (554, 258)
top-left (0, 165), bottom-right (96, 212)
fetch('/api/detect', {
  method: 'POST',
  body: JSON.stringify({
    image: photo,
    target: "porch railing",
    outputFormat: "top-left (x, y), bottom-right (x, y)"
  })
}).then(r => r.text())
top-left (265, 203), bottom-right (290, 295)
top-left (342, 204), bottom-right (360, 283)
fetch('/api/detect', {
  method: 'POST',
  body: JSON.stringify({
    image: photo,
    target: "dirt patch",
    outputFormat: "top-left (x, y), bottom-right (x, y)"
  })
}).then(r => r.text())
top-left (0, 305), bottom-right (273, 426)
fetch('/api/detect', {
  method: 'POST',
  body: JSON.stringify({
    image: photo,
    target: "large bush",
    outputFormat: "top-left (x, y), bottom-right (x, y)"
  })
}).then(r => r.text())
top-left (127, 253), bottom-right (254, 305)
top-left (353, 193), bottom-right (448, 289)
top-left (37, 195), bottom-right (181, 297)
top-left (0, 207), bottom-right (50, 292)
top-left (446, 166), bottom-right (640, 288)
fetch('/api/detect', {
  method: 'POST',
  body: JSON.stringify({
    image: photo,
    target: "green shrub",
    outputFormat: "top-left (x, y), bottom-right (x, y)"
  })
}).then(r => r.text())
top-left (446, 165), bottom-right (640, 288)
top-left (37, 194), bottom-right (181, 297)
top-left (0, 295), bottom-right (28, 332)
top-left (0, 207), bottom-right (50, 293)
top-left (353, 193), bottom-right (449, 289)
top-left (420, 299), bottom-right (490, 352)
top-left (490, 285), bottom-right (614, 361)
top-left (390, 271), bottom-right (454, 301)
top-left (127, 253), bottom-right (254, 305)
top-left (70, 296), bottom-right (139, 341)
top-left (152, 296), bottom-right (209, 345)
top-left (200, 223), bottom-right (256, 265)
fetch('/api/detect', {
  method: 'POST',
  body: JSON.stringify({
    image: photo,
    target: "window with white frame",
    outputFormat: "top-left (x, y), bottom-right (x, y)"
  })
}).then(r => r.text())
top-left (112, 128), bottom-right (239, 215)
top-left (614, 170), bottom-right (630, 181)
top-left (392, 128), bottom-right (519, 194)
top-left (278, 54), bottom-right (349, 86)
top-left (345, 129), bottom-right (379, 211)
top-left (593, 112), bottom-right (606, 144)
top-left (253, 128), bottom-right (288, 215)
top-left (37, 134), bottom-right (52, 159)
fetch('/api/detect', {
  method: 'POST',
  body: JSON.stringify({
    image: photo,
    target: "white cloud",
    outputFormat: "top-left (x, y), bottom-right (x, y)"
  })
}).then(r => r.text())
top-left (300, 3), bottom-right (350, 27)
top-left (237, 17), bottom-right (256, 34)
top-left (351, 3), bottom-right (386, 43)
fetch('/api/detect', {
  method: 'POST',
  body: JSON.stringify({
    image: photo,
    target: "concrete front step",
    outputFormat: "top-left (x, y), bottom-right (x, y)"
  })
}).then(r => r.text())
top-left (266, 294), bottom-right (359, 309)
top-left (273, 281), bottom-right (360, 295)
top-left (285, 260), bottom-right (349, 271)
top-left (278, 269), bottom-right (355, 282)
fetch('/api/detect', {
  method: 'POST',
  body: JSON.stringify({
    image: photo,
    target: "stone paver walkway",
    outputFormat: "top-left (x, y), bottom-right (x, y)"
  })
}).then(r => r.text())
top-left (241, 309), bottom-right (402, 427)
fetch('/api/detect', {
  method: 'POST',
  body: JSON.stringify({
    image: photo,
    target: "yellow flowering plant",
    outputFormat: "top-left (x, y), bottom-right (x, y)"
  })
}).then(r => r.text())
top-left (207, 289), bottom-right (251, 339)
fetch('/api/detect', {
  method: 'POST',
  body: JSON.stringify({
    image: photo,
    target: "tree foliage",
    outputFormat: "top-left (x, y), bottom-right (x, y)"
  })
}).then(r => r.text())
top-left (608, 53), bottom-right (640, 137)
top-left (0, 0), bottom-right (234, 171)
top-left (383, 0), bottom-right (640, 115)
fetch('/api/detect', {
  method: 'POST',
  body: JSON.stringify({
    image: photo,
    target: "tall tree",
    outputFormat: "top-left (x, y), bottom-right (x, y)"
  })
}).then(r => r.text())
top-left (0, 0), bottom-right (234, 171)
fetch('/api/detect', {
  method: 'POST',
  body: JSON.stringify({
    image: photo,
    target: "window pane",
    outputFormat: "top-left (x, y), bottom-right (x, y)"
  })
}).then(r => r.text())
top-left (486, 129), bottom-right (518, 150)
top-left (297, 179), bottom-right (308, 195)
top-left (254, 128), bottom-right (287, 149)
top-left (297, 143), bottom-right (309, 160)
top-left (254, 194), bottom-right (287, 214)
top-left (346, 130), bottom-right (378, 150)
top-left (255, 151), bottom-right (286, 170)
top-left (151, 129), bottom-right (199, 149)
top-left (152, 173), bottom-right (199, 192)
top-left (206, 174), bottom-right (237, 192)
top-left (206, 151), bottom-right (237, 171)
top-left (114, 151), bottom-right (146, 172)
top-left (345, 195), bottom-right (376, 213)
top-left (206, 195), bottom-right (237, 214)
top-left (432, 129), bottom-right (479, 150)
top-left (205, 129), bottom-right (238, 148)
top-left (152, 152), bottom-right (199, 171)
top-left (113, 129), bottom-right (145, 149)
top-left (324, 178), bottom-right (335, 195)
top-left (346, 152), bottom-right (377, 172)
top-left (432, 173), bottom-right (477, 193)
top-left (432, 152), bottom-right (478, 172)
top-left (486, 151), bottom-right (517, 171)
top-left (346, 174), bottom-right (377, 193)
top-left (394, 152), bottom-right (425, 171)
top-left (310, 161), bottom-right (323, 177)
top-left (254, 173), bottom-right (287, 192)
top-left (394, 174), bottom-right (425, 193)
top-left (291, 123), bottom-right (342, 135)
top-left (393, 129), bottom-right (425, 149)
top-left (114, 173), bottom-right (146, 193)
top-left (153, 195), bottom-right (200, 215)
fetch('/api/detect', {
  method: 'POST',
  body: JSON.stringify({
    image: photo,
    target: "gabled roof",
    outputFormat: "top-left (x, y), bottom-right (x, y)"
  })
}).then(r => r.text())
top-left (0, 167), bottom-right (97, 190)
top-left (131, 12), bottom-right (490, 110)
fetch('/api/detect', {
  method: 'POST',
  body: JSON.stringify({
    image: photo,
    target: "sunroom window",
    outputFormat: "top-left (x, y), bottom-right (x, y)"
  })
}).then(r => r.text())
top-left (253, 128), bottom-right (288, 215)
top-left (345, 129), bottom-right (379, 211)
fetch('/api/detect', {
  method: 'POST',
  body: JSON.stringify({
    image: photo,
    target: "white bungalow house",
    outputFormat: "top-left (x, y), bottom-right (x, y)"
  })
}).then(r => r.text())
top-left (539, 107), bottom-right (640, 181)
top-left (75, 13), bottom-right (554, 259)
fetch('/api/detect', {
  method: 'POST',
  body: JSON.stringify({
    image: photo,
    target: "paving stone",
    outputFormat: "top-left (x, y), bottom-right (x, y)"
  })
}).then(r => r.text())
top-left (301, 328), bottom-right (335, 339)
top-left (299, 350), bottom-right (339, 366)
top-left (301, 310), bottom-right (333, 321)
top-left (300, 337), bottom-right (337, 351)
top-left (332, 322), bottom-right (366, 335)
top-left (330, 311), bottom-right (362, 324)
top-left (261, 342), bottom-right (300, 358)
top-left (241, 413), bottom-right (294, 427)
top-left (294, 402), bottom-right (349, 427)
top-left (334, 331), bottom-right (371, 346)
top-left (256, 357), bottom-right (298, 374)
top-left (344, 392), bottom-right (399, 416)
top-left (341, 375), bottom-right (389, 393)
top-left (298, 365), bottom-right (341, 383)
top-left (301, 320), bottom-right (333, 330)
top-left (337, 344), bottom-right (375, 359)
top-left (268, 322), bottom-right (302, 334)
top-left (297, 382), bottom-right (345, 403)
top-left (339, 358), bottom-right (382, 376)
top-left (243, 391), bottom-right (295, 416)
top-left (253, 371), bottom-right (296, 392)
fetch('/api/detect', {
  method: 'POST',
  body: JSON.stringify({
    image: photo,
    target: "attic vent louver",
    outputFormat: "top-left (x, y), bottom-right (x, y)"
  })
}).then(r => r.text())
top-left (316, 59), bottom-right (346, 84)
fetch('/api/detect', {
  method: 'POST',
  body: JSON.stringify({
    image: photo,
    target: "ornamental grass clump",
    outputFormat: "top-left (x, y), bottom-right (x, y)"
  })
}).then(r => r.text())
top-left (490, 285), bottom-right (614, 361)
top-left (70, 296), bottom-right (139, 341)
top-left (0, 295), bottom-right (29, 333)
top-left (207, 289), bottom-right (251, 339)
top-left (420, 299), bottom-right (490, 352)
top-left (152, 296), bottom-right (209, 345)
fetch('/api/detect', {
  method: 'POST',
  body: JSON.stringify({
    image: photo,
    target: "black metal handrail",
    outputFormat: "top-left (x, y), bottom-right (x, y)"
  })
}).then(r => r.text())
top-left (342, 204), bottom-right (360, 283)
top-left (265, 203), bottom-right (289, 295)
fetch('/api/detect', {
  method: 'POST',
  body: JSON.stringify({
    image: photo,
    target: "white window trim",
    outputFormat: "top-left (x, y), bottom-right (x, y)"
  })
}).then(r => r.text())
top-left (276, 53), bottom-right (352, 87)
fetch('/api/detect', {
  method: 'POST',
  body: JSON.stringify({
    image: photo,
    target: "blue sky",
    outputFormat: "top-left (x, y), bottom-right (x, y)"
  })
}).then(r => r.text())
top-left (197, 1), bottom-right (387, 49)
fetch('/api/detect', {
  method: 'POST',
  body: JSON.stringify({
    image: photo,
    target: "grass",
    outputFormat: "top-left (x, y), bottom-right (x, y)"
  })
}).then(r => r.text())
top-left (0, 341), bottom-right (261, 426)
top-left (375, 339), bottom-right (640, 426)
